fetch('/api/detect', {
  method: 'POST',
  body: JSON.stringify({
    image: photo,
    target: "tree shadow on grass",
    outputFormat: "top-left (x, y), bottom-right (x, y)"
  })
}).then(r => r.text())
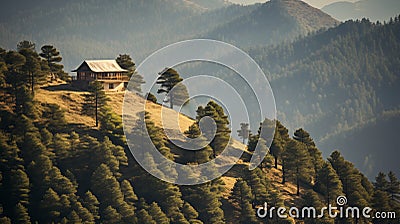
top-left (41, 83), bottom-right (86, 92)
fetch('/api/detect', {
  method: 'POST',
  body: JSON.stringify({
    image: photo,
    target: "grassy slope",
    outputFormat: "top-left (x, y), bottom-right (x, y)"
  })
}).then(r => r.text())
top-left (36, 82), bottom-right (301, 222)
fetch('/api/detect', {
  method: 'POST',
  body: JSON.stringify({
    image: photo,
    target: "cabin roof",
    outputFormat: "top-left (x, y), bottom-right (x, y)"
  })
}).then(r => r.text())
top-left (72, 60), bottom-right (128, 73)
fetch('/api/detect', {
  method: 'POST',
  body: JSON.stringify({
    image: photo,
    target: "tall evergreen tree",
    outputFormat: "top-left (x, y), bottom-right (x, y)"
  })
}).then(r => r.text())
top-left (102, 206), bottom-right (121, 224)
top-left (374, 172), bottom-right (389, 191)
top-left (14, 203), bottom-right (31, 224)
top-left (137, 208), bottom-right (156, 224)
top-left (182, 182), bottom-right (224, 224)
top-left (293, 128), bottom-right (323, 177)
top-left (196, 101), bottom-right (230, 158)
top-left (230, 179), bottom-right (258, 224)
top-left (387, 171), bottom-right (400, 208)
top-left (156, 68), bottom-right (189, 109)
top-left (282, 139), bottom-right (313, 195)
top-left (237, 123), bottom-right (250, 144)
top-left (82, 191), bottom-right (100, 221)
top-left (243, 168), bottom-right (269, 206)
top-left (183, 123), bottom-right (213, 164)
top-left (302, 190), bottom-right (334, 224)
top-left (39, 45), bottom-right (66, 80)
top-left (18, 42), bottom-right (47, 96)
top-left (314, 162), bottom-right (343, 205)
top-left (328, 151), bottom-right (371, 210)
top-left (40, 188), bottom-right (61, 220)
top-left (82, 81), bottom-right (109, 127)
top-left (147, 202), bottom-right (170, 224)
top-left (10, 169), bottom-right (30, 207)
top-left (116, 54), bottom-right (144, 92)
top-left (121, 180), bottom-right (138, 207)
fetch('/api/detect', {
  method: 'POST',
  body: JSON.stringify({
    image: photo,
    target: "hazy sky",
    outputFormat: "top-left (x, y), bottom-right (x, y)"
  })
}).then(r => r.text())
top-left (229, 0), bottom-right (359, 8)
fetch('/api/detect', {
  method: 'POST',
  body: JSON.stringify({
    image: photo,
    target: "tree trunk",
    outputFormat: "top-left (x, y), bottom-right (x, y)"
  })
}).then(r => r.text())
top-left (274, 156), bottom-right (278, 169)
top-left (296, 166), bottom-right (300, 196)
top-left (170, 92), bottom-right (174, 109)
top-left (31, 72), bottom-right (34, 96)
top-left (282, 160), bottom-right (286, 184)
top-left (95, 91), bottom-right (98, 127)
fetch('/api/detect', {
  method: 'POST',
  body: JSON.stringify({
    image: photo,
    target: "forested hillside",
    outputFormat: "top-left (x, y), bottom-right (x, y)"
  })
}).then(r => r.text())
top-left (0, 40), bottom-right (399, 223)
top-left (248, 17), bottom-right (400, 177)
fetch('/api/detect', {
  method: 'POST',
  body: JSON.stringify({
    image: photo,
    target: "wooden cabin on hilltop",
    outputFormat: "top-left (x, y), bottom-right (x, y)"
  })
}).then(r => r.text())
top-left (72, 59), bottom-right (129, 91)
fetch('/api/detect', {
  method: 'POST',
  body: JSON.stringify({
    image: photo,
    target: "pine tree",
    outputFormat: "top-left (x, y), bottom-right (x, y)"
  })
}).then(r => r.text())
top-left (182, 202), bottom-right (200, 223)
top-left (91, 164), bottom-right (135, 221)
top-left (82, 81), bottom-right (109, 127)
top-left (230, 179), bottom-right (258, 224)
top-left (97, 137), bottom-right (121, 177)
top-left (102, 206), bottom-right (122, 223)
top-left (196, 101), bottom-right (230, 158)
top-left (69, 197), bottom-right (95, 224)
top-left (137, 208), bottom-right (156, 224)
top-left (40, 128), bottom-right (53, 147)
top-left (156, 68), bottom-right (189, 109)
top-left (121, 180), bottom-right (138, 206)
top-left (147, 202), bottom-right (170, 224)
top-left (270, 131), bottom-right (284, 169)
top-left (10, 169), bottom-right (30, 206)
top-left (18, 42), bottom-right (47, 96)
top-left (329, 151), bottom-right (371, 209)
top-left (374, 172), bottom-right (389, 191)
top-left (48, 167), bottom-right (77, 195)
top-left (14, 202), bottom-right (31, 224)
top-left (302, 190), bottom-right (334, 224)
top-left (387, 171), bottom-right (400, 209)
top-left (4, 50), bottom-right (29, 114)
top-left (182, 182), bottom-right (224, 224)
top-left (183, 123), bottom-right (213, 164)
top-left (52, 133), bottom-right (70, 159)
top-left (146, 92), bottom-right (158, 103)
top-left (83, 191), bottom-right (100, 221)
top-left (40, 188), bottom-right (61, 220)
top-left (116, 54), bottom-right (144, 92)
top-left (243, 168), bottom-right (269, 206)
top-left (314, 162), bottom-right (343, 205)
top-left (41, 103), bottom-right (67, 133)
top-left (237, 123), bottom-right (250, 144)
top-left (371, 189), bottom-right (393, 224)
top-left (293, 128), bottom-right (323, 176)
top-left (247, 133), bottom-right (259, 152)
top-left (17, 41), bottom-right (35, 51)
top-left (39, 45), bottom-right (66, 80)
top-left (282, 139), bottom-right (313, 196)
top-left (67, 210), bottom-right (82, 224)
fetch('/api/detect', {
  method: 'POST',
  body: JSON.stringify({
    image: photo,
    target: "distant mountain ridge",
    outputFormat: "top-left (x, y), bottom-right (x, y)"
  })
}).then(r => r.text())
top-left (204, 0), bottom-right (338, 47)
top-left (322, 0), bottom-right (400, 22)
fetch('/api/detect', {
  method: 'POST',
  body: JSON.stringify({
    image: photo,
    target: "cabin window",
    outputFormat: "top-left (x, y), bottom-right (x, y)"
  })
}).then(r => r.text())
top-left (109, 83), bottom-right (114, 89)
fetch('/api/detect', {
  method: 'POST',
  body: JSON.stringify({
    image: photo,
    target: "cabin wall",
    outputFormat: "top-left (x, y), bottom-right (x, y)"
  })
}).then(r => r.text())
top-left (102, 81), bottom-right (125, 92)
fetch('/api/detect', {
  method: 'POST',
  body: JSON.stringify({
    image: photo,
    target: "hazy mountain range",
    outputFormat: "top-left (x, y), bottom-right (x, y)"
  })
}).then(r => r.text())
top-left (322, 0), bottom-right (400, 22)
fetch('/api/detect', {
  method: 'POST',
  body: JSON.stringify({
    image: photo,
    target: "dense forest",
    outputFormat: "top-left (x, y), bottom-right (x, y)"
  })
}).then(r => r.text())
top-left (0, 40), bottom-right (399, 223)
top-left (249, 17), bottom-right (400, 176)
top-left (1, 0), bottom-right (393, 178)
